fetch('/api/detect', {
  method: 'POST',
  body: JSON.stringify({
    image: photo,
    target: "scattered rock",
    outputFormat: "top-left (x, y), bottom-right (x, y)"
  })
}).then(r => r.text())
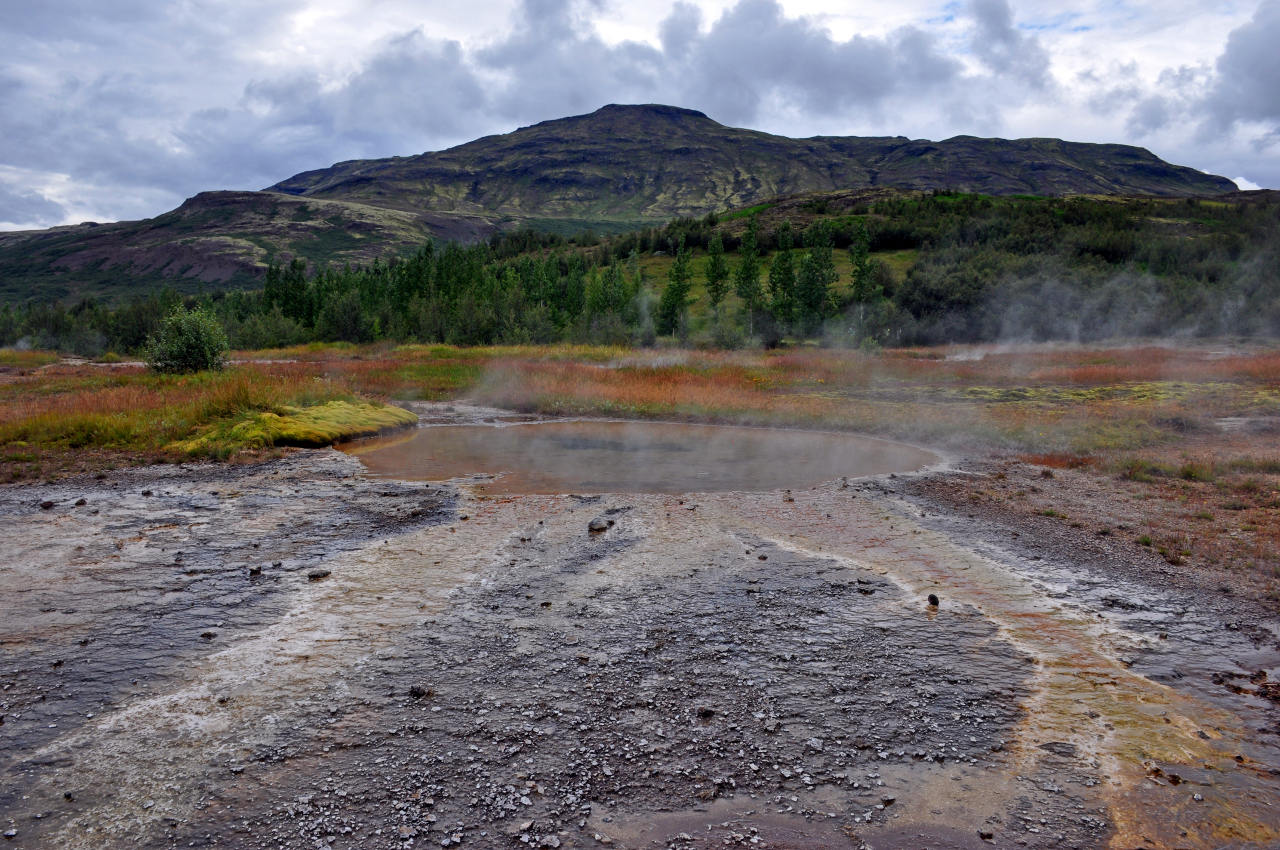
top-left (247, 565), bottom-right (263, 577)
top-left (141, 490), bottom-right (152, 497)
top-left (927, 593), bottom-right (940, 607)
top-left (408, 684), bottom-right (434, 699)
top-left (1039, 741), bottom-right (1078, 758)
top-left (978, 829), bottom-right (994, 841)
top-left (200, 631), bottom-right (217, 640)
top-left (74, 498), bottom-right (87, 506)
top-left (39, 500), bottom-right (54, 510)
top-left (307, 569), bottom-right (332, 581)
top-left (588, 517), bottom-right (611, 533)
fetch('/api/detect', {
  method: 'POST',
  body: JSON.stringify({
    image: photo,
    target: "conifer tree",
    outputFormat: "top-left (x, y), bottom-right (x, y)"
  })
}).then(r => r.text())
top-left (704, 232), bottom-right (729, 316)
top-left (733, 218), bottom-right (762, 332)
top-left (656, 236), bottom-right (692, 337)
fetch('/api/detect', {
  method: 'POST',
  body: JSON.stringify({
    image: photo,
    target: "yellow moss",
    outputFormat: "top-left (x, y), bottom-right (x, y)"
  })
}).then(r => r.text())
top-left (169, 400), bottom-right (417, 457)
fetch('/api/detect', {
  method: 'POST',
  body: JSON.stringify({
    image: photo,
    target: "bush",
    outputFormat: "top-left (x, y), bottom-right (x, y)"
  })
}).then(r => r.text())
top-left (146, 307), bottom-right (229, 373)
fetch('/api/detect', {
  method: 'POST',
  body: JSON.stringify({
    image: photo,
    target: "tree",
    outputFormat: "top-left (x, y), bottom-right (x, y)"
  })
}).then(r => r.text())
top-left (656, 236), bottom-right (692, 337)
top-left (848, 219), bottom-right (876, 303)
top-left (796, 221), bottom-right (836, 334)
top-left (703, 232), bottom-right (729, 316)
top-left (733, 218), bottom-right (763, 332)
top-left (146, 306), bottom-right (229, 373)
top-left (767, 221), bottom-right (796, 330)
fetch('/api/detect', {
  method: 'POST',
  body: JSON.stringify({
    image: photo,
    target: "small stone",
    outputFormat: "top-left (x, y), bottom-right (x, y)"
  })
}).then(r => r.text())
top-left (307, 569), bottom-right (331, 581)
top-left (75, 498), bottom-right (87, 506)
top-left (927, 593), bottom-right (940, 607)
top-left (200, 631), bottom-right (217, 640)
top-left (588, 517), bottom-right (610, 533)
top-left (409, 684), bottom-right (433, 699)
top-left (39, 501), bottom-right (55, 510)
top-left (248, 565), bottom-right (263, 576)
top-left (3, 829), bottom-right (15, 839)
top-left (141, 490), bottom-right (152, 497)
top-left (978, 829), bottom-right (994, 841)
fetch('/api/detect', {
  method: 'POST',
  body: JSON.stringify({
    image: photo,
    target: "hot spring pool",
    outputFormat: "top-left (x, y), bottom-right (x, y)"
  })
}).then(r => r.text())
top-left (344, 420), bottom-right (939, 495)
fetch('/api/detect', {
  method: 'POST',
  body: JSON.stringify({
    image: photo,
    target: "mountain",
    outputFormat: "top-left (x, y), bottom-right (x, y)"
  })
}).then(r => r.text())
top-left (269, 104), bottom-right (1236, 220)
top-left (0, 191), bottom-right (493, 303)
top-left (0, 104), bottom-right (1238, 303)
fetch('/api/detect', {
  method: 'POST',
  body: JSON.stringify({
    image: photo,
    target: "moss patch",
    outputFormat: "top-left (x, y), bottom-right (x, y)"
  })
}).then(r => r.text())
top-left (170, 400), bottom-right (417, 457)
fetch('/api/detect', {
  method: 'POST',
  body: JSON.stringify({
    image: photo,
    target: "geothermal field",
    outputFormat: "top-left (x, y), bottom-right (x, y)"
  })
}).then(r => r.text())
top-left (1, 343), bottom-right (1278, 849)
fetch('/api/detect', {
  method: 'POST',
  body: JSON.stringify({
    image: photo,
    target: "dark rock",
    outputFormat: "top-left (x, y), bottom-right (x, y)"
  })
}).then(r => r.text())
top-left (408, 684), bottom-right (433, 699)
top-left (927, 593), bottom-right (940, 607)
top-left (141, 490), bottom-right (152, 497)
top-left (588, 517), bottom-right (610, 533)
top-left (75, 498), bottom-right (87, 506)
top-left (978, 829), bottom-right (994, 841)
top-left (307, 569), bottom-right (332, 581)
top-left (1039, 741), bottom-right (1078, 758)
top-left (200, 631), bottom-right (217, 640)
top-left (39, 500), bottom-right (55, 510)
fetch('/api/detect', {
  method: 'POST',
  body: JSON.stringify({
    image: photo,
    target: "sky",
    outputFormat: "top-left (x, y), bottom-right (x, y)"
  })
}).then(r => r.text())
top-left (1, 0), bottom-right (1278, 230)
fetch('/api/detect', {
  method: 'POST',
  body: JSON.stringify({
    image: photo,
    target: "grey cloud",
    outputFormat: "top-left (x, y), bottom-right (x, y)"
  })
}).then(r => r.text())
top-left (659, 2), bottom-right (702, 59)
top-left (969, 0), bottom-right (1050, 88)
top-left (0, 185), bottom-right (66, 227)
top-left (474, 0), bottom-right (963, 129)
top-left (1206, 0), bottom-right (1280, 135)
top-left (1126, 95), bottom-right (1171, 135)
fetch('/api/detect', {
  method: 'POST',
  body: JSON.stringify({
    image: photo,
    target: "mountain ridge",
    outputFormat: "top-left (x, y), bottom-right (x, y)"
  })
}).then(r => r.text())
top-left (0, 103), bottom-right (1240, 302)
top-left (267, 103), bottom-right (1236, 219)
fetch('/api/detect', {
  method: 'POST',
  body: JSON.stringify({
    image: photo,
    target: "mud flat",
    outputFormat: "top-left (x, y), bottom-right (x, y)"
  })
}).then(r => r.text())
top-left (1, 410), bottom-right (1277, 849)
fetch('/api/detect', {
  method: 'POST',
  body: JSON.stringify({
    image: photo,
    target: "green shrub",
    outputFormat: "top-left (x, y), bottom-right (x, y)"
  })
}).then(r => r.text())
top-left (146, 307), bottom-right (229, 373)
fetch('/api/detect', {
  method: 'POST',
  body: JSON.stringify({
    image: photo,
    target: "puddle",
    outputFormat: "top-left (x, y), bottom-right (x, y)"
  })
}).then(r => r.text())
top-left (344, 420), bottom-right (938, 494)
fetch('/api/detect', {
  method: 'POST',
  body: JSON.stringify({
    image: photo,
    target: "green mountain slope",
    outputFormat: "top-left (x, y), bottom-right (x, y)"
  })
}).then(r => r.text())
top-left (0, 191), bottom-right (494, 303)
top-left (268, 104), bottom-right (1236, 220)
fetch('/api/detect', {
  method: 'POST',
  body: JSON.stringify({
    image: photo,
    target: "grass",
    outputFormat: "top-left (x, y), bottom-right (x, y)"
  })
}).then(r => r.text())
top-left (0, 348), bottom-right (59, 368)
top-left (169, 400), bottom-right (416, 457)
top-left (2, 340), bottom-right (1277, 478)
top-left (0, 364), bottom-right (417, 468)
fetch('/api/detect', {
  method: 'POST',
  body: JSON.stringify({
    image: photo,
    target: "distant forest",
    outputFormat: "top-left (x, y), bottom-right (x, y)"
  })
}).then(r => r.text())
top-left (5, 191), bottom-right (1279, 354)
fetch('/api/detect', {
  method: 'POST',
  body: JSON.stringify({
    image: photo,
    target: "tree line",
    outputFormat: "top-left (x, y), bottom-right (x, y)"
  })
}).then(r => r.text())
top-left (3, 191), bottom-right (1277, 354)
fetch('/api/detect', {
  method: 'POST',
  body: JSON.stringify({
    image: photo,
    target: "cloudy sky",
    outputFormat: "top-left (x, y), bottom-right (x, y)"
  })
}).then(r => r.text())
top-left (2, 0), bottom-right (1277, 230)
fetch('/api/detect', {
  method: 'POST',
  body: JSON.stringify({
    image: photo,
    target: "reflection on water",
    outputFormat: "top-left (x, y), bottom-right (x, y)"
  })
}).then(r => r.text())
top-left (344, 420), bottom-right (938, 494)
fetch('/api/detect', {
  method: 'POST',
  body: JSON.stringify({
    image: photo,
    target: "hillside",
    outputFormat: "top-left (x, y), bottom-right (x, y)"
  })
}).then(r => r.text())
top-left (0, 191), bottom-right (495, 303)
top-left (269, 104), bottom-right (1236, 220)
top-left (0, 103), bottom-right (1240, 304)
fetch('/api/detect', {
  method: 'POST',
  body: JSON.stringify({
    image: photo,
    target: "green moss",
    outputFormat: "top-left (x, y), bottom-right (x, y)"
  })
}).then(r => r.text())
top-left (169, 400), bottom-right (417, 457)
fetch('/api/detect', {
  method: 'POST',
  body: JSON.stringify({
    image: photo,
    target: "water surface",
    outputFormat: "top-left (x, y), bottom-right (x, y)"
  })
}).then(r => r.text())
top-left (345, 420), bottom-right (938, 494)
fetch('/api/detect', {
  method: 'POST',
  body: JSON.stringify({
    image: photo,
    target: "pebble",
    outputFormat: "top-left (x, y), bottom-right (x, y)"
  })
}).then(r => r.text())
top-left (307, 569), bottom-right (332, 581)
top-left (588, 518), bottom-right (611, 533)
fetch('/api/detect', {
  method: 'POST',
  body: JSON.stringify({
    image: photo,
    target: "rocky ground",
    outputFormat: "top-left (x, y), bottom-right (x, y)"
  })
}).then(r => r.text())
top-left (1, 417), bottom-right (1277, 849)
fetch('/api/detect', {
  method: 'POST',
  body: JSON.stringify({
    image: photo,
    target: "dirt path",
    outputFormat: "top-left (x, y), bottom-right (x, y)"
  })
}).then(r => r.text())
top-left (1, 438), bottom-right (1277, 848)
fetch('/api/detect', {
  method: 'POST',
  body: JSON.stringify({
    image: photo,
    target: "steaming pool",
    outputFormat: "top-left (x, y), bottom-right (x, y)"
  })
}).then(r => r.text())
top-left (344, 420), bottom-right (939, 494)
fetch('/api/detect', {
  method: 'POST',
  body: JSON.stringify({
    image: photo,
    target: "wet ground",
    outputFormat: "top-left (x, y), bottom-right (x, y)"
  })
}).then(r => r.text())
top-left (1, 407), bottom-right (1277, 849)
